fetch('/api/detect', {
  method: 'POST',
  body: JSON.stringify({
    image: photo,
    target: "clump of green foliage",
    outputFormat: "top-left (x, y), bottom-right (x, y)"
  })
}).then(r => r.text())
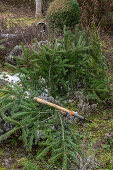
top-left (0, 83), bottom-right (82, 169)
top-left (47, 0), bottom-right (80, 28)
top-left (10, 25), bottom-right (109, 102)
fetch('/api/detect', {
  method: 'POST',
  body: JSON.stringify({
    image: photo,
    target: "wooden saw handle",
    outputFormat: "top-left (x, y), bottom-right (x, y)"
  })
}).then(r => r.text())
top-left (33, 97), bottom-right (75, 116)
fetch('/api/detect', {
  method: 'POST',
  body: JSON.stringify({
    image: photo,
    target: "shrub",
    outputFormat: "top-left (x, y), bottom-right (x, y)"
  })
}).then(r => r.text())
top-left (77, 0), bottom-right (113, 29)
top-left (2, 25), bottom-right (110, 102)
top-left (11, 26), bottom-right (109, 102)
top-left (47, 0), bottom-right (80, 28)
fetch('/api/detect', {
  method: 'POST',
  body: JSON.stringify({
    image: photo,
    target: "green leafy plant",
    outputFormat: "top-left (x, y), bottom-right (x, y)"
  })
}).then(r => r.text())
top-left (47, 0), bottom-right (80, 28)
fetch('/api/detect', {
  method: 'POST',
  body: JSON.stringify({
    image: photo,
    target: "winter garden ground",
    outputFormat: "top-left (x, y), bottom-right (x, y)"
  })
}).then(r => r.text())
top-left (0, 1), bottom-right (113, 169)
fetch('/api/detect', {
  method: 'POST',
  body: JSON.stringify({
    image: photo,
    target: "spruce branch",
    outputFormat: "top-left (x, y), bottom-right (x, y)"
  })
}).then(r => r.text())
top-left (0, 127), bottom-right (20, 142)
top-left (59, 113), bottom-right (68, 169)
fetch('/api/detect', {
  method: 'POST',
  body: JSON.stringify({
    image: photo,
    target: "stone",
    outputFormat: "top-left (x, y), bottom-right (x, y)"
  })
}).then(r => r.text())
top-left (35, 0), bottom-right (42, 18)
top-left (1, 33), bottom-right (17, 38)
top-left (5, 45), bottom-right (28, 65)
top-left (37, 21), bottom-right (48, 33)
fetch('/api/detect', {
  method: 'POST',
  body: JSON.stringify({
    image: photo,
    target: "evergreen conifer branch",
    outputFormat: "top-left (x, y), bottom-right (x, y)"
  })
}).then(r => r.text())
top-left (0, 127), bottom-right (20, 142)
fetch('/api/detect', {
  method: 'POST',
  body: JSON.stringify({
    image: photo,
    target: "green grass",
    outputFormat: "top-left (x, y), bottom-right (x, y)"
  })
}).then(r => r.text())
top-left (72, 107), bottom-right (113, 169)
top-left (0, 1), bottom-right (45, 30)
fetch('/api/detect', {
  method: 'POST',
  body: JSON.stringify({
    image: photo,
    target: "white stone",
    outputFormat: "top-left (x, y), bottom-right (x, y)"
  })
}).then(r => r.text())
top-left (35, 0), bottom-right (42, 17)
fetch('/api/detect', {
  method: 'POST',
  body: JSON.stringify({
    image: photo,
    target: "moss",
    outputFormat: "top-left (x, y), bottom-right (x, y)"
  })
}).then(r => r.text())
top-left (0, 17), bottom-right (44, 30)
top-left (99, 152), bottom-right (113, 168)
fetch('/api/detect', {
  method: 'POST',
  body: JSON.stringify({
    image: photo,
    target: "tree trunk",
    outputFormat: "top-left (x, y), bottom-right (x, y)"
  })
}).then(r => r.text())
top-left (35, 0), bottom-right (42, 18)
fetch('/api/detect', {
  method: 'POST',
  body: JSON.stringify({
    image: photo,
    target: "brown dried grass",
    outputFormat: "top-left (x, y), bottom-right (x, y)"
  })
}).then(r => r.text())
top-left (77, 0), bottom-right (113, 29)
top-left (47, 0), bottom-right (70, 15)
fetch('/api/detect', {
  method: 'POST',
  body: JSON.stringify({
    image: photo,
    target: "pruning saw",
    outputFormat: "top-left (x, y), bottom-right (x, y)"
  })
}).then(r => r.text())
top-left (34, 97), bottom-right (92, 123)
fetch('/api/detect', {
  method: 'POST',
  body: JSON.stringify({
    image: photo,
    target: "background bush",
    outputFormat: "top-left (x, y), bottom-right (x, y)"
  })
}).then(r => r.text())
top-left (77, 0), bottom-right (113, 29)
top-left (47, 0), bottom-right (80, 28)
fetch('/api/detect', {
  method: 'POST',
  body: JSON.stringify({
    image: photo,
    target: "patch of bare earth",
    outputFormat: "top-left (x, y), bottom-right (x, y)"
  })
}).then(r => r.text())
top-left (0, 1), bottom-right (35, 19)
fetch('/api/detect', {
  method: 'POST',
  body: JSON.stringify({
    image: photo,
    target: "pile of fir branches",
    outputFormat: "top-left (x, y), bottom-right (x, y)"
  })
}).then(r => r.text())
top-left (0, 26), bottom-right (110, 169)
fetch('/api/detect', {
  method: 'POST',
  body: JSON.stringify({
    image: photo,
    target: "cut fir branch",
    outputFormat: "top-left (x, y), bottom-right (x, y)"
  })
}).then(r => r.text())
top-left (0, 83), bottom-right (82, 169)
top-left (36, 113), bottom-right (81, 169)
top-left (0, 126), bottom-right (20, 142)
top-left (59, 113), bottom-right (67, 169)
